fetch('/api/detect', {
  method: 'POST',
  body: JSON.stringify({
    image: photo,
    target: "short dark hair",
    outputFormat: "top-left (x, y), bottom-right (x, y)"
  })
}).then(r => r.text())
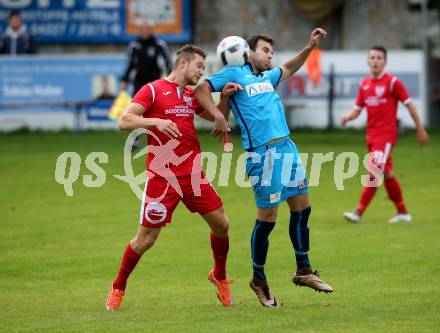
top-left (369, 45), bottom-right (387, 60)
top-left (247, 34), bottom-right (274, 51)
top-left (8, 10), bottom-right (21, 19)
top-left (174, 44), bottom-right (207, 67)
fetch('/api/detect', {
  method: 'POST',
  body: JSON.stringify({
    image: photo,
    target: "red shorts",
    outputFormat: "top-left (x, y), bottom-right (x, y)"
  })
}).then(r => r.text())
top-left (367, 142), bottom-right (394, 173)
top-left (139, 173), bottom-right (223, 228)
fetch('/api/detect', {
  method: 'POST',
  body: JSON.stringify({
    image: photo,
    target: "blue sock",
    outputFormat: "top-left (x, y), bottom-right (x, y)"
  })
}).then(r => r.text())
top-left (251, 220), bottom-right (275, 280)
top-left (289, 206), bottom-right (311, 268)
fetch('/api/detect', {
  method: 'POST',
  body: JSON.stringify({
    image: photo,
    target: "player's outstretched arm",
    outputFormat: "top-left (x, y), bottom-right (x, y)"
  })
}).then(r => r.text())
top-left (340, 108), bottom-right (362, 127)
top-left (119, 102), bottom-right (182, 138)
top-left (280, 28), bottom-right (327, 81)
top-left (194, 81), bottom-right (228, 140)
top-left (406, 102), bottom-right (429, 145)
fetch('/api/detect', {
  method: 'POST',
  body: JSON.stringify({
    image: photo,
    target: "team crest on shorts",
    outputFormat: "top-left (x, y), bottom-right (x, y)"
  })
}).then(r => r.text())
top-left (297, 179), bottom-right (308, 191)
top-left (145, 202), bottom-right (167, 224)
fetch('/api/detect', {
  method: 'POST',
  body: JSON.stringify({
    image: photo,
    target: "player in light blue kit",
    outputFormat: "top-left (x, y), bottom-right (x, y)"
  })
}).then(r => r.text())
top-left (195, 29), bottom-right (333, 308)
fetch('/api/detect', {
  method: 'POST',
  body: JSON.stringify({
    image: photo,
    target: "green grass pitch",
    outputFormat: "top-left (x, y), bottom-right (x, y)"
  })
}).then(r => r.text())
top-left (1, 129), bottom-right (439, 332)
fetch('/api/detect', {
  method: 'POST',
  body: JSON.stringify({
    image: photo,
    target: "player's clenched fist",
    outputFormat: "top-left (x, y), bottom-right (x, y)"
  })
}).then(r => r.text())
top-left (417, 128), bottom-right (429, 146)
top-left (340, 115), bottom-right (349, 127)
top-left (308, 28), bottom-right (327, 48)
top-left (212, 114), bottom-right (228, 141)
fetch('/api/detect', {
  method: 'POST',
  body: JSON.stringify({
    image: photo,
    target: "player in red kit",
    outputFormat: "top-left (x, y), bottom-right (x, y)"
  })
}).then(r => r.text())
top-left (105, 45), bottom-right (236, 311)
top-left (340, 45), bottom-right (429, 224)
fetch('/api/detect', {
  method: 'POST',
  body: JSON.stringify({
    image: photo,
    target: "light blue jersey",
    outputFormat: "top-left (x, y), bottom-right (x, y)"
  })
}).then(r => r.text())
top-left (206, 64), bottom-right (289, 150)
top-left (206, 64), bottom-right (308, 208)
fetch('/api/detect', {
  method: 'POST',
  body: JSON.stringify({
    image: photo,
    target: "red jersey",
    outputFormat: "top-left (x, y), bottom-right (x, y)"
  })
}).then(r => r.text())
top-left (133, 79), bottom-right (205, 176)
top-left (355, 72), bottom-right (411, 144)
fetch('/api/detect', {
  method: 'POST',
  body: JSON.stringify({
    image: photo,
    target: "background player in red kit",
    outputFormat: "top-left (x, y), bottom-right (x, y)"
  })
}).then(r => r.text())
top-left (340, 45), bottom-right (429, 224)
top-left (105, 44), bottom-right (235, 311)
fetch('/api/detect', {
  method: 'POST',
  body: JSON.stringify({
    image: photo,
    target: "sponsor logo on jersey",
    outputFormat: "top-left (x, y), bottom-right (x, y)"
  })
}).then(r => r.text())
top-left (145, 202), bottom-right (167, 224)
top-left (245, 82), bottom-right (274, 96)
top-left (163, 91), bottom-right (171, 95)
top-left (364, 96), bottom-right (386, 106)
top-left (165, 105), bottom-right (194, 116)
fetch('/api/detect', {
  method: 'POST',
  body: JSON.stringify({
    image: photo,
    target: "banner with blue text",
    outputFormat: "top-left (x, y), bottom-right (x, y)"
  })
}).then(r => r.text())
top-left (0, 0), bottom-right (191, 43)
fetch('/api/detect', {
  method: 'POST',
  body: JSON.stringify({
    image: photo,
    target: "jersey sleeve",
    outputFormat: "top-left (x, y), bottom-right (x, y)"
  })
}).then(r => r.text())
top-left (354, 83), bottom-right (365, 110)
top-left (132, 83), bottom-right (154, 112)
top-left (265, 67), bottom-right (283, 87)
top-left (205, 67), bottom-right (235, 92)
top-left (391, 78), bottom-right (412, 105)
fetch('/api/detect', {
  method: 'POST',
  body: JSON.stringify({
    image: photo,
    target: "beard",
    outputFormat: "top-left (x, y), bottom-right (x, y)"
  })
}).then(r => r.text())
top-left (252, 58), bottom-right (271, 73)
top-left (183, 74), bottom-right (199, 86)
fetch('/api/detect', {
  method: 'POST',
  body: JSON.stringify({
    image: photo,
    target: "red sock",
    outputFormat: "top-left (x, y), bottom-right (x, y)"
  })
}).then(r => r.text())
top-left (384, 176), bottom-right (407, 214)
top-left (210, 232), bottom-right (229, 280)
top-left (112, 243), bottom-right (142, 291)
top-left (356, 186), bottom-right (378, 214)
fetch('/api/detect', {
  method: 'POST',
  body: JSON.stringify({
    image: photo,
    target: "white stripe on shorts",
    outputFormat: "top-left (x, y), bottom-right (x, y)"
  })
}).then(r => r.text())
top-left (139, 177), bottom-right (149, 224)
top-left (381, 143), bottom-right (392, 171)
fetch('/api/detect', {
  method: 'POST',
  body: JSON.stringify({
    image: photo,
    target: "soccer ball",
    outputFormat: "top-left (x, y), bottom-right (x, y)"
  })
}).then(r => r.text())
top-left (216, 36), bottom-right (250, 67)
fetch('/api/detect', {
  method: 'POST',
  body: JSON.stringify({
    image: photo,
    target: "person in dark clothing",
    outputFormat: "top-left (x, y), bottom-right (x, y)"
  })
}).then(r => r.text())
top-left (120, 20), bottom-right (173, 95)
top-left (0, 11), bottom-right (37, 55)
top-left (120, 20), bottom-right (173, 150)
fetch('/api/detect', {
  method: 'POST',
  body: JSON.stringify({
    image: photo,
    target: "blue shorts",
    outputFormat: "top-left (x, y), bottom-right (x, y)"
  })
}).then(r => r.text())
top-left (245, 137), bottom-right (309, 208)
